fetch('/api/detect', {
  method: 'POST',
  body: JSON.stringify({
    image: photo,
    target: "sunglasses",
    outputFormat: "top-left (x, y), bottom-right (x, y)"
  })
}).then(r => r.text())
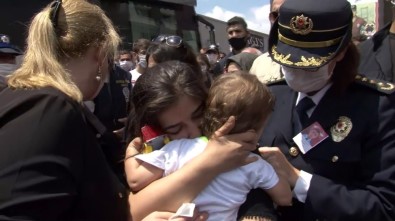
top-left (50, 0), bottom-right (62, 29)
top-left (153, 35), bottom-right (183, 48)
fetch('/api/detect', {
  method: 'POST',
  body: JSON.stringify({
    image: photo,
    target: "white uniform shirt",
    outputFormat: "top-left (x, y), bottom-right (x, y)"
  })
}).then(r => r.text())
top-left (130, 69), bottom-right (142, 86)
top-left (136, 137), bottom-right (279, 221)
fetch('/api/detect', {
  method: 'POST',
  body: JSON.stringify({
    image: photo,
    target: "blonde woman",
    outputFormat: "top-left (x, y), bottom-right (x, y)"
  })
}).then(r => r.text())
top-left (0, 1), bottom-right (206, 220)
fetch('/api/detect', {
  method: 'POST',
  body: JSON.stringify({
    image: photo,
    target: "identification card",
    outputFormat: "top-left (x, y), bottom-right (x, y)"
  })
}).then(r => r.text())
top-left (293, 122), bottom-right (328, 154)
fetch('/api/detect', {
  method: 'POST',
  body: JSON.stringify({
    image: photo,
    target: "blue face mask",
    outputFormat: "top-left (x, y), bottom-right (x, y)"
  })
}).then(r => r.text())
top-left (119, 60), bottom-right (133, 71)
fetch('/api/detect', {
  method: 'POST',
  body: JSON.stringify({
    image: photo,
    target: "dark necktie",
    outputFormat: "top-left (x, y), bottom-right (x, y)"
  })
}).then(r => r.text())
top-left (296, 97), bottom-right (315, 128)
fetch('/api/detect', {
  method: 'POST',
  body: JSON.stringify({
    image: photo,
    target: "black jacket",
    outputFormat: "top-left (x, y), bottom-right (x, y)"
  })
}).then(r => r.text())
top-left (0, 86), bottom-right (128, 221)
top-left (358, 22), bottom-right (393, 82)
top-left (93, 65), bottom-right (132, 184)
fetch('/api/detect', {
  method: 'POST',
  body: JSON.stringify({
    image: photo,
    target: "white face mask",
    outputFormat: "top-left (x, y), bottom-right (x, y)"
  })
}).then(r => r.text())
top-left (0, 63), bottom-right (17, 77)
top-left (281, 63), bottom-right (334, 93)
top-left (206, 54), bottom-right (218, 65)
top-left (119, 60), bottom-right (133, 71)
top-left (138, 54), bottom-right (147, 68)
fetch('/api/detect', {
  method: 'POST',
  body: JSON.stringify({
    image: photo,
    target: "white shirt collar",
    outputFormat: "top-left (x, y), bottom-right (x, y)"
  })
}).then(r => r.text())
top-left (296, 83), bottom-right (333, 107)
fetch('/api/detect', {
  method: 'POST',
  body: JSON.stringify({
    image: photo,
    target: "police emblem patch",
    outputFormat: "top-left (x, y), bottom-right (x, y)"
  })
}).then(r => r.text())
top-left (122, 87), bottom-right (130, 103)
top-left (290, 14), bottom-right (313, 35)
top-left (330, 116), bottom-right (352, 142)
top-left (0, 35), bottom-right (10, 44)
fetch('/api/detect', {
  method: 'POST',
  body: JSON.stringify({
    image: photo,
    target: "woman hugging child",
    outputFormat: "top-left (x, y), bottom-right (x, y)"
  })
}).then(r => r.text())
top-left (127, 64), bottom-right (291, 220)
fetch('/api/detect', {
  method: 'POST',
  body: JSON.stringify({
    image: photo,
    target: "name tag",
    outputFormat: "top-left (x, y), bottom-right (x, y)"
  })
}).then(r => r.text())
top-left (293, 122), bottom-right (328, 154)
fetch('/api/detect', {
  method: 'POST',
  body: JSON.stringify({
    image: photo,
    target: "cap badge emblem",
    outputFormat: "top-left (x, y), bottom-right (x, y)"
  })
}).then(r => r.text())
top-left (290, 14), bottom-right (313, 35)
top-left (0, 35), bottom-right (10, 44)
top-left (330, 116), bottom-right (352, 142)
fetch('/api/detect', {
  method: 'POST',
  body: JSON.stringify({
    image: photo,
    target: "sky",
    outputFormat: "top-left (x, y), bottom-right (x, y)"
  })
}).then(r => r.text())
top-left (195, 0), bottom-right (375, 35)
top-left (195, 0), bottom-right (272, 34)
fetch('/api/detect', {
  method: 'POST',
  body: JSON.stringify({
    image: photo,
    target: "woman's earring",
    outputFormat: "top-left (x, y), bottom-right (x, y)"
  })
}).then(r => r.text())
top-left (96, 65), bottom-right (102, 82)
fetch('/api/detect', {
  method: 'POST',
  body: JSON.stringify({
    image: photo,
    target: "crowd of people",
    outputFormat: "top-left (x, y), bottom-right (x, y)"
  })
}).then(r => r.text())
top-left (0, 0), bottom-right (395, 220)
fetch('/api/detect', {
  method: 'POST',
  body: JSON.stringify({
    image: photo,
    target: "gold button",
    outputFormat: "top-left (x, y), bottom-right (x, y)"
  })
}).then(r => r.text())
top-left (118, 192), bottom-right (123, 198)
top-left (289, 147), bottom-right (299, 157)
top-left (332, 156), bottom-right (339, 162)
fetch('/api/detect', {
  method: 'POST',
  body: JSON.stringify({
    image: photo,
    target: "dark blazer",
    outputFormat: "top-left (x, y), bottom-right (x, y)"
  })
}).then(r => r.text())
top-left (94, 65), bottom-right (131, 133)
top-left (358, 22), bottom-right (393, 82)
top-left (259, 77), bottom-right (395, 221)
top-left (0, 86), bottom-right (128, 221)
top-left (94, 65), bottom-right (132, 184)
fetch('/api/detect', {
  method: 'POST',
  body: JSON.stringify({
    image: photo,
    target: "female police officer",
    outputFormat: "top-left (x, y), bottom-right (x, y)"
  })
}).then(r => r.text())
top-left (257, 0), bottom-right (395, 220)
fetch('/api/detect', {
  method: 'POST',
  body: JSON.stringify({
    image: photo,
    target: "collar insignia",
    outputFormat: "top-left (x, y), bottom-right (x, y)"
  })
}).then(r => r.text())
top-left (290, 14), bottom-right (313, 35)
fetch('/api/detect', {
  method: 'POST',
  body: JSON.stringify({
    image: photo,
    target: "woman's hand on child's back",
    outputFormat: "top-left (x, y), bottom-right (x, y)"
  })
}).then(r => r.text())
top-left (204, 116), bottom-right (258, 173)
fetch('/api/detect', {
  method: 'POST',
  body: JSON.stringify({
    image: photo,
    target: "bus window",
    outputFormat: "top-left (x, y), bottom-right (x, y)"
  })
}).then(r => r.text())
top-left (127, 0), bottom-right (200, 52)
top-left (128, 1), bottom-right (177, 40)
top-left (182, 30), bottom-right (200, 52)
top-left (92, 0), bottom-right (202, 52)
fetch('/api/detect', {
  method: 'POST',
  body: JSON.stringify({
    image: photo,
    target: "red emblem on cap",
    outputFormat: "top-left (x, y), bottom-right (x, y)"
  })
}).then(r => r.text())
top-left (290, 14), bottom-right (313, 35)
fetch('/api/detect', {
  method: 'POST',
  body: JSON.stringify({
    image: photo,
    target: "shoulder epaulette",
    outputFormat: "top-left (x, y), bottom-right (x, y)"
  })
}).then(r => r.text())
top-left (265, 75), bottom-right (286, 86)
top-left (355, 74), bottom-right (395, 94)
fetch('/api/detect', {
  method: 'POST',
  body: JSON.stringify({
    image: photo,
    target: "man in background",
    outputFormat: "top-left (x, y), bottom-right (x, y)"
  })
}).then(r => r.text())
top-left (205, 44), bottom-right (220, 78)
top-left (214, 16), bottom-right (250, 75)
top-left (0, 34), bottom-right (23, 84)
top-left (130, 38), bottom-right (150, 86)
top-left (118, 50), bottom-right (134, 72)
top-left (91, 60), bottom-right (132, 184)
top-left (358, 0), bottom-right (395, 83)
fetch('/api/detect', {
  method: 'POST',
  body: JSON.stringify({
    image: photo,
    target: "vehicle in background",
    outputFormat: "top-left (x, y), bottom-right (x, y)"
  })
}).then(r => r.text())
top-left (1, 0), bottom-right (213, 53)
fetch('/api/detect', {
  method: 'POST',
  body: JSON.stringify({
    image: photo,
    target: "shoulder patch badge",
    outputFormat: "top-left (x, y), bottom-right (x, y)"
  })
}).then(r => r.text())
top-left (355, 75), bottom-right (395, 94)
top-left (265, 75), bottom-right (286, 85)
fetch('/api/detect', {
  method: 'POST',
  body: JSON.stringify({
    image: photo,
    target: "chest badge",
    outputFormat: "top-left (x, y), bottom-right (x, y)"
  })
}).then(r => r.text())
top-left (122, 87), bottom-right (130, 103)
top-left (330, 116), bottom-right (352, 142)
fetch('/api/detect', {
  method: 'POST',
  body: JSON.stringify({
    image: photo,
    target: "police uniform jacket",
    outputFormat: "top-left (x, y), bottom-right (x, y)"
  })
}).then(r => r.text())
top-left (0, 86), bottom-right (128, 221)
top-left (259, 77), bottom-right (395, 221)
top-left (93, 65), bottom-right (132, 184)
top-left (94, 65), bottom-right (131, 133)
top-left (358, 22), bottom-right (393, 82)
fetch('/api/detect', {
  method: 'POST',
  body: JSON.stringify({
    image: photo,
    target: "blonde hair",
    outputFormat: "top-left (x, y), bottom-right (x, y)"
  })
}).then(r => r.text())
top-left (202, 72), bottom-right (275, 137)
top-left (7, 0), bottom-right (120, 102)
